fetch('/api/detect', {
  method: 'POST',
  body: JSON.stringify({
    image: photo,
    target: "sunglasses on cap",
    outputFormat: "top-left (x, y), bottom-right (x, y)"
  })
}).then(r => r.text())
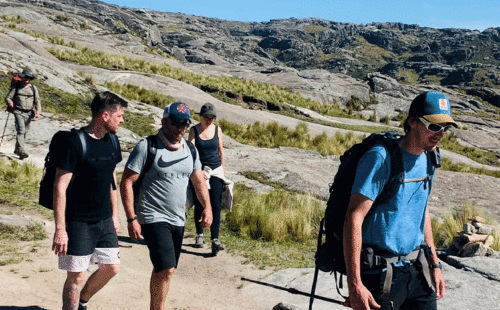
top-left (419, 117), bottom-right (453, 133)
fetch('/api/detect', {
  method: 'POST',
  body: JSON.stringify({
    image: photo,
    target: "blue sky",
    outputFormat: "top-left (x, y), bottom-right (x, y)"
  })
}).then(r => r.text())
top-left (102, 0), bottom-right (500, 31)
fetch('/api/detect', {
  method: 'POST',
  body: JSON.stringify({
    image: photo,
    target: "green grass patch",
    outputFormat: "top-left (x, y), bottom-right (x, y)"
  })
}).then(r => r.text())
top-left (0, 222), bottom-right (47, 242)
top-left (440, 132), bottom-right (500, 167)
top-left (122, 111), bottom-right (157, 138)
top-left (184, 183), bottom-right (322, 268)
top-left (104, 81), bottom-right (176, 108)
top-left (441, 158), bottom-right (500, 178)
top-left (218, 119), bottom-right (364, 156)
top-left (397, 68), bottom-right (420, 85)
top-left (45, 46), bottom-right (353, 118)
top-left (1, 14), bottom-right (27, 24)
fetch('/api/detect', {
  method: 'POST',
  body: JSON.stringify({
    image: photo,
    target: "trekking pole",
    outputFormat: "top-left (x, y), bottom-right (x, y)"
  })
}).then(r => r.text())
top-left (0, 112), bottom-right (10, 148)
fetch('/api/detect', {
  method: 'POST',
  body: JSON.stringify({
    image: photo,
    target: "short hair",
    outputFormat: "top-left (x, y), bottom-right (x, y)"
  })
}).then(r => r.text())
top-left (403, 117), bottom-right (410, 134)
top-left (90, 91), bottom-right (128, 116)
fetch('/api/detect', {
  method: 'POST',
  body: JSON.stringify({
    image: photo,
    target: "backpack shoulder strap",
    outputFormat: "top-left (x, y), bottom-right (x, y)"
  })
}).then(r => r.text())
top-left (71, 128), bottom-right (87, 162)
top-left (372, 133), bottom-right (405, 205)
top-left (133, 135), bottom-right (157, 198)
top-left (143, 135), bottom-right (158, 176)
top-left (185, 140), bottom-right (197, 162)
top-left (108, 133), bottom-right (120, 160)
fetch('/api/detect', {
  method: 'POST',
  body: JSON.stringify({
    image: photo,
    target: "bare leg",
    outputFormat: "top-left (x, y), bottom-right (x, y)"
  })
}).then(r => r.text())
top-left (150, 268), bottom-right (175, 310)
top-left (80, 263), bottom-right (120, 302)
top-left (63, 271), bottom-right (86, 310)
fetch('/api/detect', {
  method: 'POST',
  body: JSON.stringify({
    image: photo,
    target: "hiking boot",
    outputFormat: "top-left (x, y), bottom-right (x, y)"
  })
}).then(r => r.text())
top-left (211, 239), bottom-right (224, 255)
top-left (194, 234), bottom-right (204, 248)
top-left (18, 153), bottom-right (29, 159)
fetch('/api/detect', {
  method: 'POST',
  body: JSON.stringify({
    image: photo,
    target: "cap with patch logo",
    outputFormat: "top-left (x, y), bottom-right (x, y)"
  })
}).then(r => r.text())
top-left (408, 91), bottom-right (457, 127)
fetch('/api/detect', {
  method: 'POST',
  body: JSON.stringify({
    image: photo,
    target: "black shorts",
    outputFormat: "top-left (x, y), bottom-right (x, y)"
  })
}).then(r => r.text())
top-left (59, 218), bottom-right (120, 272)
top-left (141, 222), bottom-right (185, 272)
top-left (66, 218), bottom-right (119, 255)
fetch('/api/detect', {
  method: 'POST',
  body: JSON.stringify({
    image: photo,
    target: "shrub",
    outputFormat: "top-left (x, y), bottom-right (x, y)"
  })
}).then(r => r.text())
top-left (225, 185), bottom-right (324, 242)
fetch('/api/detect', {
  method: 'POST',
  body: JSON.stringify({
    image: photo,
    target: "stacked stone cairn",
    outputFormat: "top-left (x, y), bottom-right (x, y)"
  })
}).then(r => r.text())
top-left (451, 216), bottom-right (499, 257)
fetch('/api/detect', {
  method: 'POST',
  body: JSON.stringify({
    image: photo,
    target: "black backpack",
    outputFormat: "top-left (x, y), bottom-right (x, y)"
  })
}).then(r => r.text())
top-left (132, 135), bottom-right (197, 201)
top-left (38, 128), bottom-right (120, 209)
top-left (309, 131), bottom-right (440, 309)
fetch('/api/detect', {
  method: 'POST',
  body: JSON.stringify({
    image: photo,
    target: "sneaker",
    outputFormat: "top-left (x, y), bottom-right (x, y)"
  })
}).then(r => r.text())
top-left (211, 239), bottom-right (225, 255)
top-left (194, 234), bottom-right (204, 248)
top-left (78, 303), bottom-right (87, 310)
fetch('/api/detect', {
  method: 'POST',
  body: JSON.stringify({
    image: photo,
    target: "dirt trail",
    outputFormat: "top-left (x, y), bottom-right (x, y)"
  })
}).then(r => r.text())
top-left (0, 199), bottom-right (287, 310)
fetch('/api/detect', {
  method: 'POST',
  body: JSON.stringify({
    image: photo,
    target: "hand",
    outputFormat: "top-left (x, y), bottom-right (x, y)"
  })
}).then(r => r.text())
top-left (34, 112), bottom-right (40, 119)
top-left (112, 216), bottom-right (120, 234)
top-left (6, 105), bottom-right (14, 113)
top-left (348, 283), bottom-right (381, 310)
top-left (127, 220), bottom-right (142, 242)
top-left (52, 229), bottom-right (68, 256)
top-left (200, 207), bottom-right (213, 228)
top-left (432, 268), bottom-right (446, 300)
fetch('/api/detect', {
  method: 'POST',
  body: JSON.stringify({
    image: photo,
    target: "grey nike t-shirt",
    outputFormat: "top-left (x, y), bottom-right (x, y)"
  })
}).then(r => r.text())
top-left (126, 136), bottom-right (201, 226)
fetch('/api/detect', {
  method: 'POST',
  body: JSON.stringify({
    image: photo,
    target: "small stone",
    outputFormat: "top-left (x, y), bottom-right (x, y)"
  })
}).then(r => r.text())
top-left (484, 235), bottom-right (494, 247)
top-left (477, 224), bottom-right (497, 235)
top-left (461, 242), bottom-right (488, 257)
top-left (463, 223), bottom-right (477, 235)
top-left (452, 236), bottom-right (467, 251)
top-left (459, 232), bottom-right (490, 243)
top-left (469, 216), bottom-right (486, 223)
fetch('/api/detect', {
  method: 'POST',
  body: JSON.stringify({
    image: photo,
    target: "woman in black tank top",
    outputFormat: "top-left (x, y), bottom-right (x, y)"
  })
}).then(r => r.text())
top-left (188, 103), bottom-right (226, 255)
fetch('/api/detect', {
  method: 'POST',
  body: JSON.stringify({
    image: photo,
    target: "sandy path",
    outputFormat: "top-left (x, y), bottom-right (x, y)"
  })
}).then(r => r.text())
top-left (0, 196), bottom-right (285, 310)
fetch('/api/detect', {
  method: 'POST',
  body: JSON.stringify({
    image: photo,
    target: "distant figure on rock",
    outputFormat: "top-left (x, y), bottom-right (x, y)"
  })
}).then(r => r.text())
top-left (188, 102), bottom-right (230, 255)
top-left (343, 92), bottom-right (456, 310)
top-left (120, 102), bottom-right (212, 310)
top-left (4, 69), bottom-right (41, 159)
top-left (51, 91), bottom-right (127, 310)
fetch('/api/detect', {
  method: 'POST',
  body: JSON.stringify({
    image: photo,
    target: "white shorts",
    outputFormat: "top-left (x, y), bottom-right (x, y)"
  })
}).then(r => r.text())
top-left (58, 247), bottom-right (120, 272)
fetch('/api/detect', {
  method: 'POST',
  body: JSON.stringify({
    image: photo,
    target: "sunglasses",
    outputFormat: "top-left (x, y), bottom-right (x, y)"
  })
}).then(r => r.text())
top-left (169, 118), bottom-right (191, 127)
top-left (419, 117), bottom-right (453, 133)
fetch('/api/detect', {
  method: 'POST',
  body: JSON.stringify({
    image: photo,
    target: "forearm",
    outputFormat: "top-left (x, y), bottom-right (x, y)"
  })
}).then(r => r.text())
top-left (109, 172), bottom-right (118, 217)
top-left (192, 173), bottom-right (212, 211)
top-left (344, 212), bottom-right (364, 288)
top-left (120, 175), bottom-right (137, 219)
top-left (53, 189), bottom-right (66, 231)
top-left (424, 209), bottom-right (440, 265)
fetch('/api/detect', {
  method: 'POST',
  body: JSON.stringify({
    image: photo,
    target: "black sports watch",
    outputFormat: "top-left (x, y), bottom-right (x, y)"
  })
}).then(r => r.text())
top-left (429, 263), bottom-right (442, 270)
top-left (127, 215), bottom-right (138, 223)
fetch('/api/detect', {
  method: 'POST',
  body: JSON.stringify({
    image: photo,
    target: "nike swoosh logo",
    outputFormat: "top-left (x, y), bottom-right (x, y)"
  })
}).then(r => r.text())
top-left (157, 155), bottom-right (189, 168)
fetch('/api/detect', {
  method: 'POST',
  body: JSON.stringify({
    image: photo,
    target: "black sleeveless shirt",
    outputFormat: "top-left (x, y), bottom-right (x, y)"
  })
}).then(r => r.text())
top-left (193, 126), bottom-right (222, 170)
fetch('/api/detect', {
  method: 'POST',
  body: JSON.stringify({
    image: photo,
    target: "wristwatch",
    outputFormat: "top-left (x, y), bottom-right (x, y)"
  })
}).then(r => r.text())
top-left (127, 215), bottom-right (138, 223)
top-left (429, 263), bottom-right (443, 270)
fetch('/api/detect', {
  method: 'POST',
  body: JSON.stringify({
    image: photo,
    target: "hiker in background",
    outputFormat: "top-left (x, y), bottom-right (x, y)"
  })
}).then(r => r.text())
top-left (188, 102), bottom-right (228, 255)
top-left (4, 69), bottom-right (41, 159)
top-left (51, 91), bottom-right (127, 310)
top-left (120, 102), bottom-right (212, 310)
top-left (344, 91), bottom-right (454, 310)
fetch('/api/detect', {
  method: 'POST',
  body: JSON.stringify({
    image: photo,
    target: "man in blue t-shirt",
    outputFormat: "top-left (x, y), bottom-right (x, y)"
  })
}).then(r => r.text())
top-left (120, 102), bottom-right (212, 310)
top-left (51, 91), bottom-right (128, 310)
top-left (344, 92), bottom-right (456, 310)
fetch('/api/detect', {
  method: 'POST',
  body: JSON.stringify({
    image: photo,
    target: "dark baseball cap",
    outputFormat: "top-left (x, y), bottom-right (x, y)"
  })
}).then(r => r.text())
top-left (19, 69), bottom-right (36, 80)
top-left (408, 91), bottom-right (457, 127)
top-left (163, 102), bottom-right (191, 123)
top-left (196, 103), bottom-right (217, 117)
